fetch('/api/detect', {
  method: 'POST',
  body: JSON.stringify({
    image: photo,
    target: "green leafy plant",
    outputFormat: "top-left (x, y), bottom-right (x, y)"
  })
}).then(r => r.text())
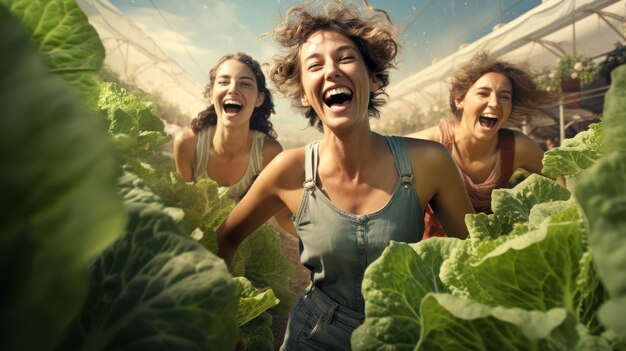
top-left (0, 4), bottom-right (124, 350)
top-left (536, 54), bottom-right (598, 92)
top-left (0, 0), bottom-right (105, 107)
top-left (352, 65), bottom-right (626, 351)
top-left (3, 1), bottom-right (293, 350)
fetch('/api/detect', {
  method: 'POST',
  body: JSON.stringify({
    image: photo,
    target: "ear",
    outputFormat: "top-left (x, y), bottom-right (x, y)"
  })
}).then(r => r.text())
top-left (300, 93), bottom-right (311, 107)
top-left (255, 91), bottom-right (265, 107)
top-left (454, 96), bottom-right (463, 110)
top-left (370, 75), bottom-right (380, 92)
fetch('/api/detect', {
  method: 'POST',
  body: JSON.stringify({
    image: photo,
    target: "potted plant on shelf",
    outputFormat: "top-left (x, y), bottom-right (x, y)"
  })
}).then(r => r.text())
top-left (536, 54), bottom-right (598, 92)
top-left (535, 54), bottom-right (598, 107)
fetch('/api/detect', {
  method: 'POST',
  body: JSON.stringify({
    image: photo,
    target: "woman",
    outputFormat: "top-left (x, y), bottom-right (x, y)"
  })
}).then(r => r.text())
top-left (407, 52), bottom-right (556, 238)
top-left (173, 52), bottom-right (294, 233)
top-left (216, 2), bottom-right (473, 350)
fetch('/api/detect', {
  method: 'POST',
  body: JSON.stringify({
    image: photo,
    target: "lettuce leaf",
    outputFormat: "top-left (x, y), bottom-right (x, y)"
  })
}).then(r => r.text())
top-left (576, 65), bottom-right (626, 339)
top-left (59, 203), bottom-right (239, 351)
top-left (491, 173), bottom-right (571, 225)
top-left (442, 207), bottom-right (587, 312)
top-left (152, 173), bottom-right (296, 314)
top-left (542, 123), bottom-right (603, 178)
top-left (602, 65), bottom-right (626, 153)
top-left (351, 239), bottom-right (463, 350)
top-left (417, 293), bottom-right (579, 351)
top-left (464, 174), bottom-right (571, 241)
top-left (0, 7), bottom-right (123, 351)
top-left (0, 0), bottom-right (105, 106)
top-left (235, 277), bottom-right (279, 327)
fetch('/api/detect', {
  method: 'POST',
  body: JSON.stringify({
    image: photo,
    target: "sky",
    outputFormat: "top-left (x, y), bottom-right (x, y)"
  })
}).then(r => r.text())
top-left (108, 0), bottom-right (540, 146)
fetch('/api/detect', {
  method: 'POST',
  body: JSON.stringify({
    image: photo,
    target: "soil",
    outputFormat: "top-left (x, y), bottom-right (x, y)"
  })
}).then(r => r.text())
top-left (268, 226), bottom-right (310, 350)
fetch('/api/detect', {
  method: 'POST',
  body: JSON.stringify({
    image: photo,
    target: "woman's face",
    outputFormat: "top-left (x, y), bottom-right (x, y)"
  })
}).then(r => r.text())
top-left (211, 59), bottom-right (265, 129)
top-left (457, 72), bottom-right (513, 141)
top-left (298, 30), bottom-right (377, 131)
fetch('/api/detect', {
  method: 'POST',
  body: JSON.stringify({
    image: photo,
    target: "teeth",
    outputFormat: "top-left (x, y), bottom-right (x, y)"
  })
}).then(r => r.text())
top-left (224, 100), bottom-right (242, 106)
top-left (324, 87), bottom-right (352, 99)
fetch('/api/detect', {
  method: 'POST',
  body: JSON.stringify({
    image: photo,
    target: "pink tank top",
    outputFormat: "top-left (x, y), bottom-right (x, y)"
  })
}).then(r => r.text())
top-left (423, 119), bottom-right (515, 238)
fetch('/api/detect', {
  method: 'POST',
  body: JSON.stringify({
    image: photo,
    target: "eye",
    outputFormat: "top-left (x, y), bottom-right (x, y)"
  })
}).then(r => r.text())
top-left (217, 80), bottom-right (228, 86)
top-left (307, 62), bottom-right (322, 71)
top-left (340, 55), bottom-right (355, 62)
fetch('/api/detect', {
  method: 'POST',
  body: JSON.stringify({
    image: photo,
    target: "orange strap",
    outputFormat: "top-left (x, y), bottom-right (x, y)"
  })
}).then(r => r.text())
top-left (498, 128), bottom-right (515, 188)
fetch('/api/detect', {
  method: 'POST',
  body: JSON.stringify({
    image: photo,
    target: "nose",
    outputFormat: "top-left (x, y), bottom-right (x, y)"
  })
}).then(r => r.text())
top-left (325, 62), bottom-right (341, 80)
top-left (487, 92), bottom-right (499, 107)
top-left (227, 82), bottom-right (238, 95)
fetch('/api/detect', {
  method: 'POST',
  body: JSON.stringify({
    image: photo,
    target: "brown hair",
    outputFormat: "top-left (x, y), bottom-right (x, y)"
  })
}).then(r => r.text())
top-left (189, 52), bottom-right (276, 138)
top-left (269, 0), bottom-right (399, 130)
top-left (450, 51), bottom-right (557, 126)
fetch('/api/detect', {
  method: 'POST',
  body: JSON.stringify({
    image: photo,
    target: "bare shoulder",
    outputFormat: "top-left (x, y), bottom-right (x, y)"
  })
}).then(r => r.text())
top-left (173, 128), bottom-right (198, 157)
top-left (511, 129), bottom-right (537, 148)
top-left (405, 125), bottom-right (440, 141)
top-left (510, 130), bottom-right (544, 172)
top-left (269, 147), bottom-right (305, 171)
top-left (173, 128), bottom-right (197, 150)
top-left (401, 136), bottom-right (452, 166)
top-left (262, 136), bottom-right (284, 164)
top-left (258, 146), bottom-right (306, 192)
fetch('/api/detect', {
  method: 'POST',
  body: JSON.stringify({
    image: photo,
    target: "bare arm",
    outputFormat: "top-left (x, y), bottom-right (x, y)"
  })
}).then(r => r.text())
top-left (406, 138), bottom-right (473, 239)
top-left (513, 131), bottom-right (544, 175)
top-left (262, 138), bottom-right (297, 236)
top-left (217, 150), bottom-right (303, 266)
top-left (513, 132), bottom-right (566, 186)
top-left (173, 129), bottom-right (197, 182)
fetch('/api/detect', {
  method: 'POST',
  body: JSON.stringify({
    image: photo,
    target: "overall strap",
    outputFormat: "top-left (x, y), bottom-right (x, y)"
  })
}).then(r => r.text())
top-left (385, 136), bottom-right (414, 188)
top-left (303, 142), bottom-right (319, 193)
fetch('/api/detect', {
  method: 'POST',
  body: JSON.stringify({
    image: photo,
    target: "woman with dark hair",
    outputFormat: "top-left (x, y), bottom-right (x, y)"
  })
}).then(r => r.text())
top-left (407, 51), bottom-right (557, 238)
top-left (215, 2), bottom-right (472, 349)
top-left (174, 52), bottom-right (294, 232)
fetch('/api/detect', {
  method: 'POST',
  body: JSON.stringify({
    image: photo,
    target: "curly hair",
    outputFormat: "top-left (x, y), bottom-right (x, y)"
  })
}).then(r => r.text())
top-left (449, 51), bottom-right (558, 126)
top-left (269, 0), bottom-right (399, 131)
top-left (189, 52), bottom-right (276, 138)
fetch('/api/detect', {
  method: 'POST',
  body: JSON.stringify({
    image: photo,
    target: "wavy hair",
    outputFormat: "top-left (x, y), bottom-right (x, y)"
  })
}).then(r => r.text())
top-left (269, 0), bottom-right (399, 130)
top-left (189, 52), bottom-right (276, 138)
top-left (450, 51), bottom-right (558, 126)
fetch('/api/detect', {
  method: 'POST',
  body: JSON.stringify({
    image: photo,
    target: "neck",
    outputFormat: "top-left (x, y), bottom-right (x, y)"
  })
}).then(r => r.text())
top-left (320, 128), bottom-right (381, 176)
top-left (453, 123), bottom-right (498, 160)
top-left (211, 124), bottom-right (251, 159)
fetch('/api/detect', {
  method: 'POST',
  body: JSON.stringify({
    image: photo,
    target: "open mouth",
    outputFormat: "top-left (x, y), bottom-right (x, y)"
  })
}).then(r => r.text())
top-left (323, 87), bottom-right (353, 108)
top-left (478, 115), bottom-right (498, 129)
top-left (224, 100), bottom-right (243, 114)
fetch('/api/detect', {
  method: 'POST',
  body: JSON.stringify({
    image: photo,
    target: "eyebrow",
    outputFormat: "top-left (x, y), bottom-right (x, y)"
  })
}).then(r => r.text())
top-left (216, 74), bottom-right (255, 82)
top-left (476, 86), bottom-right (512, 94)
top-left (303, 45), bottom-right (358, 62)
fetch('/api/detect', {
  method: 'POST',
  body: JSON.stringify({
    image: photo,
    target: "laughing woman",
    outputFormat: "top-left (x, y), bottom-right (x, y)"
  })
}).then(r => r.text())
top-left (407, 52), bottom-right (556, 238)
top-left (216, 2), bottom-right (472, 350)
top-left (173, 52), bottom-right (294, 234)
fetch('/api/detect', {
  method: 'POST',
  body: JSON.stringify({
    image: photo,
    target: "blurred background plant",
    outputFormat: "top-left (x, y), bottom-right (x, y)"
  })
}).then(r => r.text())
top-left (535, 54), bottom-right (598, 92)
top-left (599, 42), bottom-right (626, 85)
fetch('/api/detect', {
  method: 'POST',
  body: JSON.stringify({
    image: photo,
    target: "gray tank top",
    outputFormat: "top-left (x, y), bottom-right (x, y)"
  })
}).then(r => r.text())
top-left (293, 136), bottom-right (424, 314)
top-left (193, 127), bottom-right (265, 201)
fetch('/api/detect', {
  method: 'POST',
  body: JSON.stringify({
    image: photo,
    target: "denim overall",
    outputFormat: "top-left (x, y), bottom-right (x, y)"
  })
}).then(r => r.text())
top-left (281, 136), bottom-right (424, 350)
